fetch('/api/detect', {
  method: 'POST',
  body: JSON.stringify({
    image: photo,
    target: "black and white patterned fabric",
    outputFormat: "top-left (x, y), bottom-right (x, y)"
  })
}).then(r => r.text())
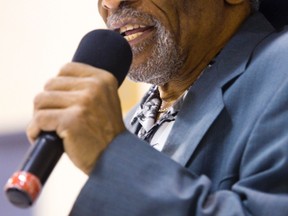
top-left (130, 85), bottom-right (187, 150)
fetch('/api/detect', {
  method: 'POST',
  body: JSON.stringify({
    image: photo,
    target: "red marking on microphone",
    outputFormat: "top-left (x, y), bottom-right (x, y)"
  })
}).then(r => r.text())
top-left (5, 171), bottom-right (42, 203)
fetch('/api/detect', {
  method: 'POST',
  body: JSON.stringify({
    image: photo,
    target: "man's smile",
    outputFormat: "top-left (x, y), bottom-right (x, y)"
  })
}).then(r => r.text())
top-left (107, 12), bottom-right (156, 46)
top-left (118, 24), bottom-right (155, 44)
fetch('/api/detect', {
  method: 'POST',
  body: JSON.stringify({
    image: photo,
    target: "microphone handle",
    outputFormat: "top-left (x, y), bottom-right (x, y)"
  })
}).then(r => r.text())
top-left (5, 132), bottom-right (63, 208)
top-left (4, 29), bottom-right (132, 209)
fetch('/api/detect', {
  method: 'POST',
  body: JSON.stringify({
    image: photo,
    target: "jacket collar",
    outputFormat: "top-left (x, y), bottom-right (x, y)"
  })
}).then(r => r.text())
top-left (161, 12), bottom-right (275, 166)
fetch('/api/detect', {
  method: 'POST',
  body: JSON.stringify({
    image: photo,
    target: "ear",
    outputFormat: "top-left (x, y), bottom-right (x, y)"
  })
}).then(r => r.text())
top-left (225, 0), bottom-right (246, 5)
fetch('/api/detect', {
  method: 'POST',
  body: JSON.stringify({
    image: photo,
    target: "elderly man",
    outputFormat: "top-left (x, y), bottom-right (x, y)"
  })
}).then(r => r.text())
top-left (28, 0), bottom-right (288, 215)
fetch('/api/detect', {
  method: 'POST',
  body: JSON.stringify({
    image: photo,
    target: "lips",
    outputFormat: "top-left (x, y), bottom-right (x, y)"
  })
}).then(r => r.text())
top-left (115, 23), bottom-right (155, 43)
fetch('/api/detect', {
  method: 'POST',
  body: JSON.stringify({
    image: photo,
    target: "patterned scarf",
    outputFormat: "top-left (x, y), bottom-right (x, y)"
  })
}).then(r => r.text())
top-left (131, 85), bottom-right (187, 144)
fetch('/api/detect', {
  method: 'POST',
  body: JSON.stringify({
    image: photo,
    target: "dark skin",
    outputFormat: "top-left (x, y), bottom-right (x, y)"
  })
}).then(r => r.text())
top-left (27, 0), bottom-right (251, 174)
top-left (99, 0), bottom-right (251, 107)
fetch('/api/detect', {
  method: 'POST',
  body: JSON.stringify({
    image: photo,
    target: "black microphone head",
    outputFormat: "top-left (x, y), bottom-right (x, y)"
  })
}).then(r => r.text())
top-left (72, 29), bottom-right (132, 86)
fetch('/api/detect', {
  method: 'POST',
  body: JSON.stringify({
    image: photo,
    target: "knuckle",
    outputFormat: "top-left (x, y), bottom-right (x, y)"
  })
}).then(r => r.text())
top-left (78, 93), bottom-right (91, 107)
top-left (89, 76), bottom-right (104, 89)
top-left (106, 73), bottom-right (118, 86)
top-left (103, 71), bottom-right (118, 87)
top-left (34, 111), bottom-right (44, 124)
top-left (44, 78), bottom-right (55, 90)
top-left (95, 70), bottom-right (118, 87)
top-left (33, 92), bottom-right (43, 109)
top-left (26, 124), bottom-right (37, 144)
top-left (84, 79), bottom-right (103, 98)
top-left (76, 87), bottom-right (94, 107)
top-left (57, 128), bottom-right (70, 140)
top-left (70, 105), bottom-right (85, 120)
top-left (59, 63), bottom-right (74, 76)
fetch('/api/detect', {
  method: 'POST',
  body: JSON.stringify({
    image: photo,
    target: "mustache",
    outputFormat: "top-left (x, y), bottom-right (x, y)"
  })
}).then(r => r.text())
top-left (106, 6), bottom-right (158, 29)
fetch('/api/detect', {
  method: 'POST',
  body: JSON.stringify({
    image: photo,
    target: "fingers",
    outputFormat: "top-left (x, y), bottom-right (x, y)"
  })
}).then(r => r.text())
top-left (27, 109), bottom-right (63, 143)
top-left (27, 105), bottom-right (84, 143)
top-left (26, 62), bottom-right (124, 174)
top-left (44, 63), bottom-right (118, 92)
top-left (58, 63), bottom-right (119, 87)
top-left (44, 76), bottom-right (87, 91)
top-left (35, 62), bottom-right (119, 110)
top-left (33, 91), bottom-right (80, 110)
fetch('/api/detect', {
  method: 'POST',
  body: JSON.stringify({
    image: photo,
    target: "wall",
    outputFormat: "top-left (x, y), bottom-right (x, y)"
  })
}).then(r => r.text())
top-left (0, 0), bottom-right (147, 215)
top-left (0, 132), bottom-right (34, 216)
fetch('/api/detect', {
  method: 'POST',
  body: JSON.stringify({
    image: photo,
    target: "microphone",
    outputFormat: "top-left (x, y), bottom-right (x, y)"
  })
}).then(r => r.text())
top-left (4, 29), bottom-right (132, 208)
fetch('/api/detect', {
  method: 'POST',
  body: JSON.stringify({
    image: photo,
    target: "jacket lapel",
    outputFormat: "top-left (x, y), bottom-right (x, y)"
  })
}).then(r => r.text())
top-left (124, 104), bottom-right (140, 133)
top-left (162, 12), bottom-right (275, 166)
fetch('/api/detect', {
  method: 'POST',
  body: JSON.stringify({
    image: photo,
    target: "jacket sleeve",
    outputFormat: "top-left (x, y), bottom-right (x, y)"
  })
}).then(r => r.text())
top-left (69, 79), bottom-right (288, 216)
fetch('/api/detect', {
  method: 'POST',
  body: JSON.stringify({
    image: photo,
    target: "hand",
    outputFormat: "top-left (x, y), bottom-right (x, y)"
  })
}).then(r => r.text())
top-left (27, 62), bottom-right (126, 175)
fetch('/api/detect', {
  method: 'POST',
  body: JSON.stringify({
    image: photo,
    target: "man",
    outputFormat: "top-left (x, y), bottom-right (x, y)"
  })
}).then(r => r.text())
top-left (27, 0), bottom-right (288, 215)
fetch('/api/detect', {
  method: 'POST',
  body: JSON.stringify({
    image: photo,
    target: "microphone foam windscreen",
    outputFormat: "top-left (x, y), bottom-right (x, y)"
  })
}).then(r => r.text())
top-left (72, 29), bottom-right (133, 86)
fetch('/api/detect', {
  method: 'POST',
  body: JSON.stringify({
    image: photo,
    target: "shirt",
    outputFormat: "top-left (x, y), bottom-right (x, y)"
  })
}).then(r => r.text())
top-left (130, 85), bottom-right (188, 151)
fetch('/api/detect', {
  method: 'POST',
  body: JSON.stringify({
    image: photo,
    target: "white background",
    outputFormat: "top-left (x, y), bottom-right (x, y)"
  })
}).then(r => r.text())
top-left (0, 0), bottom-right (106, 133)
top-left (0, 0), bottom-right (106, 215)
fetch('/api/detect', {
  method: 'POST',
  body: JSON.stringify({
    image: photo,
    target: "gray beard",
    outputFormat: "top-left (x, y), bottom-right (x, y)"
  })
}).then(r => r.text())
top-left (107, 7), bottom-right (184, 86)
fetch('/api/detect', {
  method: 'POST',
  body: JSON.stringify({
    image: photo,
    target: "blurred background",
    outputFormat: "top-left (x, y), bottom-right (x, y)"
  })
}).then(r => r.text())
top-left (0, 0), bottom-right (147, 215)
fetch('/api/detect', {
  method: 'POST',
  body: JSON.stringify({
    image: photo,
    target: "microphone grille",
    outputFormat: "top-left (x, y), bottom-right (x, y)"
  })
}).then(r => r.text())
top-left (72, 29), bottom-right (133, 86)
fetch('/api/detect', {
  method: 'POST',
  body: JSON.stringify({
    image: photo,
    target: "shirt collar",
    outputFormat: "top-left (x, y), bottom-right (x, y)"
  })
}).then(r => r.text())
top-left (130, 85), bottom-right (189, 128)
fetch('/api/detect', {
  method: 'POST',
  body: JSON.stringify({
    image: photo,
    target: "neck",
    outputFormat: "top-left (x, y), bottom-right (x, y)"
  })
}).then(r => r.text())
top-left (158, 58), bottom-right (210, 108)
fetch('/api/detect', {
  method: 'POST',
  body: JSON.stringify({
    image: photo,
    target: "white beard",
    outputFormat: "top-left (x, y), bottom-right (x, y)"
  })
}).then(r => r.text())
top-left (107, 7), bottom-right (184, 86)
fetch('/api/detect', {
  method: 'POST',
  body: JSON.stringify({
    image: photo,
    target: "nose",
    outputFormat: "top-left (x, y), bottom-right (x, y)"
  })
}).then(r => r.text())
top-left (101, 0), bottom-right (137, 10)
top-left (101, 0), bottom-right (122, 10)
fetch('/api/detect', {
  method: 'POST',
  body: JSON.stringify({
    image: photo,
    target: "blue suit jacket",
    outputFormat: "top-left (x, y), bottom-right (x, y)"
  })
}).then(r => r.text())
top-left (70, 13), bottom-right (288, 215)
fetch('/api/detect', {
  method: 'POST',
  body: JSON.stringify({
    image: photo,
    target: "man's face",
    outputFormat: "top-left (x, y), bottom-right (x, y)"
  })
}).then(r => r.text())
top-left (98, 1), bottom-right (242, 85)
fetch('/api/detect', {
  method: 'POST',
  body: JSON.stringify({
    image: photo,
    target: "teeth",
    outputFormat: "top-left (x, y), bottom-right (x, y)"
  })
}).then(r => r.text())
top-left (120, 24), bottom-right (146, 34)
top-left (124, 32), bottom-right (144, 42)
